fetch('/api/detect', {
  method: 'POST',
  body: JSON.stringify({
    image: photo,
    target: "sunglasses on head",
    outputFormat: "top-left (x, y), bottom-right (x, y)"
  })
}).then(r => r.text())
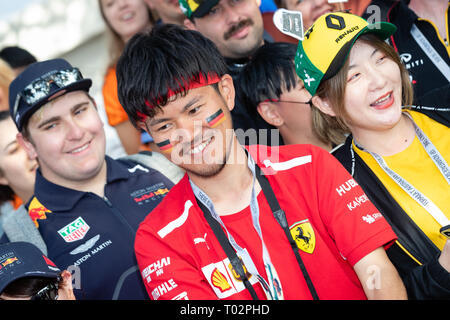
top-left (30, 275), bottom-right (61, 301)
top-left (13, 68), bottom-right (84, 120)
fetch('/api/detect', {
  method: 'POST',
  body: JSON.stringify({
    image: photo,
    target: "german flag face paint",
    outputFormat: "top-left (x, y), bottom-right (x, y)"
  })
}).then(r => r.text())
top-left (156, 139), bottom-right (173, 153)
top-left (206, 109), bottom-right (226, 128)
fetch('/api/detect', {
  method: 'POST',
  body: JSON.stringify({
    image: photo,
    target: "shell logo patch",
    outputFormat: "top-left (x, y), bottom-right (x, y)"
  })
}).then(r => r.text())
top-left (211, 267), bottom-right (232, 292)
top-left (201, 256), bottom-right (258, 299)
top-left (290, 220), bottom-right (315, 254)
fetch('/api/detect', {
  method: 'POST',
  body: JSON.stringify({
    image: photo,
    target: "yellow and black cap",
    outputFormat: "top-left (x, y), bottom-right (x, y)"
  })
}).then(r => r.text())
top-left (295, 12), bottom-right (397, 96)
top-left (179, 0), bottom-right (219, 18)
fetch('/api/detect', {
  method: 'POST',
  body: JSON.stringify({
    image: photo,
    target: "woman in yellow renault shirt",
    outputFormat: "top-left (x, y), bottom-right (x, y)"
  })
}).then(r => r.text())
top-left (295, 11), bottom-right (450, 299)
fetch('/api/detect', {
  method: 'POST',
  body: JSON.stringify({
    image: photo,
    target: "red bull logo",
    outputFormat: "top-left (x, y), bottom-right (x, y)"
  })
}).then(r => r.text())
top-left (2, 257), bottom-right (18, 267)
top-left (28, 197), bottom-right (51, 228)
top-left (134, 188), bottom-right (169, 203)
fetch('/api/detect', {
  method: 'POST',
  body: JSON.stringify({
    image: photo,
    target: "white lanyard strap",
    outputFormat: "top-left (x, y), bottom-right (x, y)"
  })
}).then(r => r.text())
top-left (363, 114), bottom-right (450, 227)
top-left (410, 23), bottom-right (450, 82)
top-left (190, 155), bottom-right (284, 299)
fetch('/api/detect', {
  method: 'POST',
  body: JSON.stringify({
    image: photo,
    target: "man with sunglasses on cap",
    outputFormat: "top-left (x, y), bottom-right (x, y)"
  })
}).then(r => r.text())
top-left (0, 242), bottom-right (75, 300)
top-left (7, 58), bottom-right (181, 300)
top-left (179, 0), bottom-right (280, 146)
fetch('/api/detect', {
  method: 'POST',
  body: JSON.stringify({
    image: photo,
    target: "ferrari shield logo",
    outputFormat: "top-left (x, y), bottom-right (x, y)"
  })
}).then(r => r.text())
top-left (290, 220), bottom-right (315, 254)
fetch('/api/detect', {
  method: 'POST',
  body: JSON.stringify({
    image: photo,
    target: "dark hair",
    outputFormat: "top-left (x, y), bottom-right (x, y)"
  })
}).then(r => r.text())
top-left (116, 23), bottom-right (228, 127)
top-left (236, 42), bottom-right (298, 114)
top-left (1, 276), bottom-right (56, 298)
top-left (0, 46), bottom-right (37, 70)
top-left (0, 111), bottom-right (16, 205)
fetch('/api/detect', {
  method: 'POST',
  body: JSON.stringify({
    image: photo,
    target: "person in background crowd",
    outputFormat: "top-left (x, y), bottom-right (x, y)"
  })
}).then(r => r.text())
top-left (99, 0), bottom-right (155, 154)
top-left (0, 46), bottom-right (37, 76)
top-left (264, 0), bottom-right (372, 44)
top-left (0, 59), bottom-right (15, 111)
top-left (237, 42), bottom-right (346, 151)
top-left (363, 0), bottom-right (450, 121)
top-left (297, 11), bottom-right (450, 299)
top-left (345, 0), bottom-right (372, 16)
top-left (9, 58), bottom-right (179, 299)
top-left (0, 111), bottom-right (36, 210)
top-left (273, 0), bottom-right (336, 31)
top-left (180, 0), bottom-right (280, 146)
top-left (0, 242), bottom-right (75, 300)
top-left (116, 23), bottom-right (406, 300)
top-left (264, 0), bottom-right (336, 44)
top-left (143, 0), bottom-right (186, 25)
top-left (0, 111), bottom-right (40, 248)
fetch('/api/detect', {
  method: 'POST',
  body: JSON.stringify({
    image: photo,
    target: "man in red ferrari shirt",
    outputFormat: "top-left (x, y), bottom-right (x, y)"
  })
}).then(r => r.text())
top-left (115, 24), bottom-right (407, 300)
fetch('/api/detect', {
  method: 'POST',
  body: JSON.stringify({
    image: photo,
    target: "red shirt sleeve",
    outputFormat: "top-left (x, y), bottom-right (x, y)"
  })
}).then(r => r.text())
top-left (313, 147), bottom-right (397, 266)
top-left (135, 217), bottom-right (219, 300)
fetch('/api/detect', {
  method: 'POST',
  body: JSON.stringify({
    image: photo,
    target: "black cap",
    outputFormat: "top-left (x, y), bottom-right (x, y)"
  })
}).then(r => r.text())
top-left (0, 242), bottom-right (61, 294)
top-left (9, 58), bottom-right (92, 131)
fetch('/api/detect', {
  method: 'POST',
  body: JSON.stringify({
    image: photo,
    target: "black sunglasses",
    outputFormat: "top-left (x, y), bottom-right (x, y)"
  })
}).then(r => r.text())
top-left (263, 98), bottom-right (312, 106)
top-left (13, 68), bottom-right (84, 120)
top-left (30, 276), bottom-right (61, 301)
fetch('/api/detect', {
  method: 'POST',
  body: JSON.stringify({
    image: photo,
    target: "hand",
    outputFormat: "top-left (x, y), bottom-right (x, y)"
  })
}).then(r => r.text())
top-left (438, 240), bottom-right (450, 273)
top-left (57, 270), bottom-right (76, 300)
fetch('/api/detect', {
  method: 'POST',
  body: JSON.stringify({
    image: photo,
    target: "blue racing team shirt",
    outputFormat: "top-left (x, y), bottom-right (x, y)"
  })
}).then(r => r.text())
top-left (27, 156), bottom-right (174, 300)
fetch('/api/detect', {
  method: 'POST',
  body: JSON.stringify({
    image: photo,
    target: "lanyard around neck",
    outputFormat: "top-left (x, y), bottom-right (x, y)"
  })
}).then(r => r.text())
top-left (190, 150), bottom-right (319, 300)
top-left (190, 154), bottom-right (283, 300)
top-left (410, 23), bottom-right (450, 82)
top-left (356, 113), bottom-right (450, 228)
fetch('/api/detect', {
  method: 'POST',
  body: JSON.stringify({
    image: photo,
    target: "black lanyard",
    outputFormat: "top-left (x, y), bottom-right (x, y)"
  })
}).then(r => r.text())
top-left (197, 200), bottom-right (260, 300)
top-left (196, 161), bottom-right (319, 300)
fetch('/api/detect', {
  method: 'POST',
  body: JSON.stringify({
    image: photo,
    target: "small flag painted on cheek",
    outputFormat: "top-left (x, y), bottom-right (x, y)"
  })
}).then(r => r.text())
top-left (156, 139), bottom-right (173, 152)
top-left (206, 109), bottom-right (226, 128)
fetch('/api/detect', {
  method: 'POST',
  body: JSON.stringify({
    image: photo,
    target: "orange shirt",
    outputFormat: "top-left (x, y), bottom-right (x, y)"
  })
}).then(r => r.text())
top-left (12, 194), bottom-right (23, 210)
top-left (103, 66), bottom-right (129, 127)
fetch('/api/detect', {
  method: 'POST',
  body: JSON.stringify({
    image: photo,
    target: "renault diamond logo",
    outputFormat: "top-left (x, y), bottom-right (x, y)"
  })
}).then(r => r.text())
top-left (326, 14), bottom-right (346, 30)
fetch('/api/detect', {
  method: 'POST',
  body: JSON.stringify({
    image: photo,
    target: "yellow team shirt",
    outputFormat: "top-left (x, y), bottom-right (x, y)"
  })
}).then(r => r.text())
top-left (354, 110), bottom-right (450, 250)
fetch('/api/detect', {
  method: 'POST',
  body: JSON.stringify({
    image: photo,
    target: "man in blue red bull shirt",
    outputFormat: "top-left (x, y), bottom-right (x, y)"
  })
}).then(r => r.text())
top-left (6, 58), bottom-right (181, 299)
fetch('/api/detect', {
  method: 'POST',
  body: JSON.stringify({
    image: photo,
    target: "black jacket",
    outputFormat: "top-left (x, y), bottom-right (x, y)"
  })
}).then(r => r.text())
top-left (332, 135), bottom-right (450, 299)
top-left (25, 156), bottom-right (174, 300)
top-left (364, 0), bottom-right (450, 111)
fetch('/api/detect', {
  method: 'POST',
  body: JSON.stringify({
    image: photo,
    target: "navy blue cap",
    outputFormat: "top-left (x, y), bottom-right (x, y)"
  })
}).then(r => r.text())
top-left (0, 242), bottom-right (61, 294)
top-left (9, 58), bottom-right (92, 131)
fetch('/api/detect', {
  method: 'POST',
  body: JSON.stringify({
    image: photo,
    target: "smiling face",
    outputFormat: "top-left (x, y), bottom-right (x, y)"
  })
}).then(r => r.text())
top-left (342, 39), bottom-right (403, 134)
top-left (185, 0), bottom-right (264, 59)
top-left (19, 91), bottom-right (106, 187)
top-left (140, 75), bottom-right (236, 178)
top-left (100, 0), bottom-right (152, 42)
top-left (0, 116), bottom-right (37, 200)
